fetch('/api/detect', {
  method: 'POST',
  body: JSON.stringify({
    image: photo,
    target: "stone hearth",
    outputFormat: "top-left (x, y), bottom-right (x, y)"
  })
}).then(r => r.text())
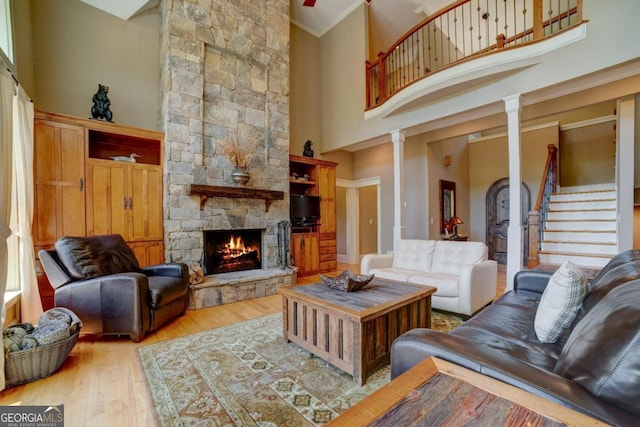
top-left (189, 268), bottom-right (295, 309)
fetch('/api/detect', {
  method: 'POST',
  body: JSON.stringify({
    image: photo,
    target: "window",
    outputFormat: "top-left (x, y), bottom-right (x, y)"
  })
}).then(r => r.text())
top-left (0, 0), bottom-right (12, 63)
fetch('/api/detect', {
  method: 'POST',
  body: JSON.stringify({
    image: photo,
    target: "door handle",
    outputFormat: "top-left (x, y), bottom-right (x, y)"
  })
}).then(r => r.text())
top-left (79, 178), bottom-right (84, 191)
top-left (123, 197), bottom-right (127, 209)
top-left (129, 197), bottom-right (133, 209)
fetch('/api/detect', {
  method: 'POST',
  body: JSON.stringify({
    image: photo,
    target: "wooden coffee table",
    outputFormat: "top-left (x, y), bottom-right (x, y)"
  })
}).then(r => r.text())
top-left (278, 278), bottom-right (436, 385)
top-left (327, 357), bottom-right (606, 426)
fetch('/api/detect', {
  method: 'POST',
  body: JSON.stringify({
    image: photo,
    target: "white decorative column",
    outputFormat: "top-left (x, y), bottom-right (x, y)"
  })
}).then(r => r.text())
top-left (504, 94), bottom-right (523, 291)
top-left (616, 96), bottom-right (635, 252)
top-left (391, 129), bottom-right (406, 250)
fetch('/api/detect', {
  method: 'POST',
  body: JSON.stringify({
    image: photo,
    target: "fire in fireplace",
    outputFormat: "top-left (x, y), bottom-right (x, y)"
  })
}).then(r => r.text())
top-left (203, 229), bottom-right (263, 274)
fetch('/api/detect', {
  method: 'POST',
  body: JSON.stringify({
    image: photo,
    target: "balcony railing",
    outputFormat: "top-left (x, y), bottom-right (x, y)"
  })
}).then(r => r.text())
top-left (366, 0), bottom-right (583, 110)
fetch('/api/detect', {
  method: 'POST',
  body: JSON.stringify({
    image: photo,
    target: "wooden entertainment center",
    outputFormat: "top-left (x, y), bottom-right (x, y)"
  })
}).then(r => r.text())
top-left (33, 110), bottom-right (165, 309)
top-left (289, 154), bottom-right (337, 276)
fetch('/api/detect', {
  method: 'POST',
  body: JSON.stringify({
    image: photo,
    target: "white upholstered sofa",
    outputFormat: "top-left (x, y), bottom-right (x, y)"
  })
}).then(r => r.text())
top-left (360, 239), bottom-right (498, 316)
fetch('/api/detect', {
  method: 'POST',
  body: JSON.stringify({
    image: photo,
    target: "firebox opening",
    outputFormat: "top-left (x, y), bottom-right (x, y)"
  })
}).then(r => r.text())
top-left (203, 229), bottom-right (263, 274)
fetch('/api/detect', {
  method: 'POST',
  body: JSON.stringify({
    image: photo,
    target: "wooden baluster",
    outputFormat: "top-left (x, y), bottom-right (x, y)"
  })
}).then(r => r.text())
top-left (533, 0), bottom-right (543, 40)
top-left (365, 60), bottom-right (372, 109)
top-left (378, 51), bottom-right (386, 104)
top-left (576, 0), bottom-right (583, 24)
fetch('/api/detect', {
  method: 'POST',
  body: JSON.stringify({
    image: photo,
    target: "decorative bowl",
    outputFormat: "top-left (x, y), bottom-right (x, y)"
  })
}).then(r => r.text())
top-left (320, 270), bottom-right (375, 292)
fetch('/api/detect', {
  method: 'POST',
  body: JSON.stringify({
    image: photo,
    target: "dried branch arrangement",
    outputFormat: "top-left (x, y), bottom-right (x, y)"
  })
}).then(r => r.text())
top-left (219, 138), bottom-right (259, 170)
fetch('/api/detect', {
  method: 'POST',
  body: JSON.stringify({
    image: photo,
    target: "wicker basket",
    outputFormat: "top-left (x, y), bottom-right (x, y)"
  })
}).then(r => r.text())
top-left (320, 270), bottom-right (375, 292)
top-left (4, 308), bottom-right (82, 387)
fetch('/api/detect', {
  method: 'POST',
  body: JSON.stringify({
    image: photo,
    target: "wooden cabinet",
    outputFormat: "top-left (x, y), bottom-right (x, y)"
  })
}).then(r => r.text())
top-left (317, 164), bottom-right (337, 272)
top-left (289, 155), bottom-right (337, 276)
top-left (33, 119), bottom-right (86, 251)
top-left (291, 233), bottom-right (319, 276)
top-left (129, 241), bottom-right (165, 266)
top-left (33, 111), bottom-right (165, 267)
top-left (86, 161), bottom-right (163, 242)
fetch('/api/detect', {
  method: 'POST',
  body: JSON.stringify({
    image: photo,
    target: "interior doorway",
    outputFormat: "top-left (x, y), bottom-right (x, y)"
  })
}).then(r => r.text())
top-left (485, 178), bottom-right (530, 265)
top-left (359, 185), bottom-right (378, 256)
top-left (336, 177), bottom-right (381, 265)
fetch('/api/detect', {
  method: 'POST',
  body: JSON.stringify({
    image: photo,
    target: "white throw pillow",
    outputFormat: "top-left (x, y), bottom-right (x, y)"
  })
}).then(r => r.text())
top-left (534, 261), bottom-right (587, 344)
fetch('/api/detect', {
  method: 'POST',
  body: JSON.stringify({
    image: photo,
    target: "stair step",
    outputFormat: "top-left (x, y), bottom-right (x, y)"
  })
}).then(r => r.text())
top-left (538, 184), bottom-right (617, 269)
top-left (549, 199), bottom-right (616, 210)
top-left (544, 219), bottom-right (616, 231)
top-left (543, 230), bottom-right (616, 243)
top-left (547, 210), bottom-right (616, 221)
top-left (539, 251), bottom-right (613, 268)
top-left (534, 263), bottom-right (602, 279)
top-left (557, 183), bottom-right (616, 193)
top-left (541, 241), bottom-right (617, 255)
top-left (551, 190), bottom-right (616, 202)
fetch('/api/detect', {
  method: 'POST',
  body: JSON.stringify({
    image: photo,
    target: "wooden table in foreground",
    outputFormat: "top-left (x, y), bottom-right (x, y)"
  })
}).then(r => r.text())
top-left (278, 278), bottom-right (436, 386)
top-left (327, 357), bottom-right (608, 427)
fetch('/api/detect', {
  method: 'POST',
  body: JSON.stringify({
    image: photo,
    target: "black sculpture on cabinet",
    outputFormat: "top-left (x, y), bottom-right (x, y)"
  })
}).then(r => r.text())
top-left (90, 84), bottom-right (113, 122)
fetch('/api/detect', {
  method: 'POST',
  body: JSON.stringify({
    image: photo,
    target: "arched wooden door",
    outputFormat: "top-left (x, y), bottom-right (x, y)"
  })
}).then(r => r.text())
top-left (486, 178), bottom-right (530, 265)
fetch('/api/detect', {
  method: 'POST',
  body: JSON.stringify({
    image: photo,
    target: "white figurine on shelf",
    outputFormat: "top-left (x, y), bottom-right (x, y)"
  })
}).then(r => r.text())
top-left (110, 153), bottom-right (141, 163)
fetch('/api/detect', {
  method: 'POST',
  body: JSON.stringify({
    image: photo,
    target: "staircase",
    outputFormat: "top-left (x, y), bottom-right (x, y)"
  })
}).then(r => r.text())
top-left (538, 183), bottom-right (617, 269)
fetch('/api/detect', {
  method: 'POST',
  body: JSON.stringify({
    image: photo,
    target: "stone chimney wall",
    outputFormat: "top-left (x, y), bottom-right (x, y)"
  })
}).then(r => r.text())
top-left (159, 0), bottom-right (290, 267)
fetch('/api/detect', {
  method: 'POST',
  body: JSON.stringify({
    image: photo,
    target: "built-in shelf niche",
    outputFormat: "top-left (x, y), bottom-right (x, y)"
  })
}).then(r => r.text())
top-left (88, 129), bottom-right (161, 165)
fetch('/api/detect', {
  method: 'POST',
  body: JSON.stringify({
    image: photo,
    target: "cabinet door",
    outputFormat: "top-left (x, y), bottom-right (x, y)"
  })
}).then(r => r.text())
top-left (129, 241), bottom-right (164, 267)
top-left (33, 120), bottom-right (86, 246)
top-left (318, 165), bottom-right (336, 234)
top-left (86, 160), bottom-right (128, 238)
top-left (129, 165), bottom-right (163, 241)
top-left (291, 233), bottom-right (319, 276)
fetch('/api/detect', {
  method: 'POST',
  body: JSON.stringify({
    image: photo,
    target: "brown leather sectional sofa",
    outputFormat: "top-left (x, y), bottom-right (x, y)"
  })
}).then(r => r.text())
top-left (391, 250), bottom-right (640, 426)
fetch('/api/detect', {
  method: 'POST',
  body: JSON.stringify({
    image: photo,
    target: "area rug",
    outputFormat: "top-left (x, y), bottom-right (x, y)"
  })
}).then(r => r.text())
top-left (138, 311), bottom-right (463, 426)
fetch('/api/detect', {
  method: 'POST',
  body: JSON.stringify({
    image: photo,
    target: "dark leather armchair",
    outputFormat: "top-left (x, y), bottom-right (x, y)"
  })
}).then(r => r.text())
top-left (38, 234), bottom-right (189, 342)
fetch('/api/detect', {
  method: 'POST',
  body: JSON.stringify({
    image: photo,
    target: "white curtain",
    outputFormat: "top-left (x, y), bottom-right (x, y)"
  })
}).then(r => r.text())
top-left (0, 67), bottom-right (14, 391)
top-left (12, 86), bottom-right (40, 322)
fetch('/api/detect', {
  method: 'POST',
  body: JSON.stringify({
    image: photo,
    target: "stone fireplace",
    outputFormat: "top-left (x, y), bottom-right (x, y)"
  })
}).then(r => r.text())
top-left (203, 229), bottom-right (263, 274)
top-left (158, 0), bottom-right (294, 308)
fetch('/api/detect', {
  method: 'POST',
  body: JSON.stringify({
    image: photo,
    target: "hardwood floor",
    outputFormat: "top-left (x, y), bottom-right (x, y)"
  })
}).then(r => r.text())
top-left (0, 263), bottom-right (507, 426)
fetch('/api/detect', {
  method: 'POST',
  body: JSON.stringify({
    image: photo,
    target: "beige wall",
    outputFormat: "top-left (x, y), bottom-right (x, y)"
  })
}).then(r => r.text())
top-left (353, 142), bottom-right (394, 251)
top-left (10, 0), bottom-right (35, 96)
top-left (428, 135), bottom-right (470, 239)
top-left (560, 121), bottom-right (616, 186)
top-left (336, 186), bottom-right (347, 255)
top-left (26, 0), bottom-right (161, 130)
top-left (322, 150), bottom-right (353, 180)
top-left (290, 24), bottom-right (321, 157)
top-left (359, 185), bottom-right (378, 255)
top-left (320, 4), bottom-right (367, 154)
top-left (469, 125), bottom-right (559, 242)
top-left (404, 133), bottom-right (429, 239)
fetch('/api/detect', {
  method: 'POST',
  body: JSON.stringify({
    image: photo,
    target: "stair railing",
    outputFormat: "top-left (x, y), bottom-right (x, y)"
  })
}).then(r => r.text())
top-left (527, 144), bottom-right (558, 267)
top-left (366, 0), bottom-right (583, 110)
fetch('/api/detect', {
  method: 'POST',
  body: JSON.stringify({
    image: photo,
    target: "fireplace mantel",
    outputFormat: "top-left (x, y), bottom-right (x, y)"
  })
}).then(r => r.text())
top-left (190, 184), bottom-right (284, 211)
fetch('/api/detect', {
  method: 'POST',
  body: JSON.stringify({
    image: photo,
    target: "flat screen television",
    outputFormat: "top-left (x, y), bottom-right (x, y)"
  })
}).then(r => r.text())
top-left (290, 195), bottom-right (320, 226)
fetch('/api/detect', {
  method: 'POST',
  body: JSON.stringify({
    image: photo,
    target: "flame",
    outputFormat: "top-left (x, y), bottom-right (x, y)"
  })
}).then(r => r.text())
top-left (225, 235), bottom-right (252, 257)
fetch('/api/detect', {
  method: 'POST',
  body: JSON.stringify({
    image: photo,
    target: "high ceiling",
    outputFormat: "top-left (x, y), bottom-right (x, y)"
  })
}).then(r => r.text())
top-left (80, 0), bottom-right (159, 20)
top-left (291, 0), bottom-right (451, 38)
top-left (80, 0), bottom-right (451, 47)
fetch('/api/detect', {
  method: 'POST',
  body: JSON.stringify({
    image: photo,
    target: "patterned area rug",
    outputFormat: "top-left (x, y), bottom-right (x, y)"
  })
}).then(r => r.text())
top-left (138, 311), bottom-right (463, 426)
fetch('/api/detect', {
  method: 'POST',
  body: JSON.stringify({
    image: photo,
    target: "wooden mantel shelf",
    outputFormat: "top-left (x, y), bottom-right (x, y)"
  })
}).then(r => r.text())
top-left (190, 184), bottom-right (284, 211)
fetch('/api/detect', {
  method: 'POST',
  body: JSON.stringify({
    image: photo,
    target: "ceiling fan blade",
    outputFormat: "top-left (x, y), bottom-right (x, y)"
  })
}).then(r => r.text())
top-left (303, 0), bottom-right (317, 7)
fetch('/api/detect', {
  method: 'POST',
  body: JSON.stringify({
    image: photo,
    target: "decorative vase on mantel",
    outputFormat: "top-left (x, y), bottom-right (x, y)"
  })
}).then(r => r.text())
top-left (231, 166), bottom-right (250, 186)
